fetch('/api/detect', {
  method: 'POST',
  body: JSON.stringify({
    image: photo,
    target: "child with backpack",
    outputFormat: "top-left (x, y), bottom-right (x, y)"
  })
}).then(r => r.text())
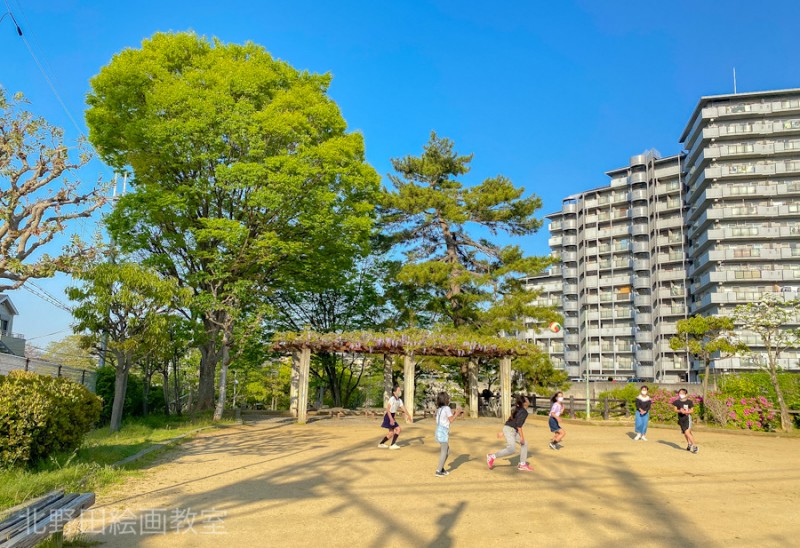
top-left (434, 392), bottom-right (464, 477)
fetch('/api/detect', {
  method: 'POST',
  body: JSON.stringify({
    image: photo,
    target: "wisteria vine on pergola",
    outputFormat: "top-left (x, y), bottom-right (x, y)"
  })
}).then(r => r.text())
top-left (270, 329), bottom-right (539, 358)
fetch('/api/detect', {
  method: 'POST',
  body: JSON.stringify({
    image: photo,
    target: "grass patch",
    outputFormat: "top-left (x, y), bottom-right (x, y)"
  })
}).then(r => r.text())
top-left (0, 413), bottom-right (226, 512)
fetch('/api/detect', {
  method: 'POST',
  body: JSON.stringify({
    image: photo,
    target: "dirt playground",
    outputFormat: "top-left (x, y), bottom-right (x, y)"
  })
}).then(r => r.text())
top-left (73, 414), bottom-right (800, 547)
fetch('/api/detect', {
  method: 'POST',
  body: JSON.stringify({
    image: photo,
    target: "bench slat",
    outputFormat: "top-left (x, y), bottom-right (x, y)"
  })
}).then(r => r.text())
top-left (0, 493), bottom-right (94, 548)
top-left (0, 492), bottom-right (69, 538)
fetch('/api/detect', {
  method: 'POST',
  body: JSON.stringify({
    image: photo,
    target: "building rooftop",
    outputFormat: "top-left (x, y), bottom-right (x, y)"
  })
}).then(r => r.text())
top-left (679, 88), bottom-right (800, 143)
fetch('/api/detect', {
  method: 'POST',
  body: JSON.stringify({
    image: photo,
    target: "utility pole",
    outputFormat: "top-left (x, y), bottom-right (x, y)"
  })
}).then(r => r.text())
top-left (98, 172), bottom-right (126, 368)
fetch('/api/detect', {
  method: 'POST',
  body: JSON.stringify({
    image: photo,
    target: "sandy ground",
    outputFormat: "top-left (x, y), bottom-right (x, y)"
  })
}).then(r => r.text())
top-left (71, 413), bottom-right (800, 548)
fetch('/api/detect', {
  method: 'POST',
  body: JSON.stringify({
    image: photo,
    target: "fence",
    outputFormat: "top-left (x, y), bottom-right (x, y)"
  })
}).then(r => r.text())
top-left (0, 353), bottom-right (97, 393)
top-left (479, 394), bottom-right (629, 420)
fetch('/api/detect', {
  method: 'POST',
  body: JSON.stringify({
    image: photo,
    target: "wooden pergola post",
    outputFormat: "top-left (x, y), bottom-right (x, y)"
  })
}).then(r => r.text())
top-left (297, 347), bottom-right (311, 424)
top-left (403, 354), bottom-right (415, 420)
top-left (468, 359), bottom-right (478, 418)
top-left (383, 353), bottom-right (393, 407)
top-left (500, 356), bottom-right (512, 422)
top-left (290, 349), bottom-right (301, 418)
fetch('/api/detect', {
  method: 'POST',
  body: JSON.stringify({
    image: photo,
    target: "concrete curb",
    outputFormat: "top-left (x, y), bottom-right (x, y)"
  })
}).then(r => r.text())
top-left (110, 425), bottom-right (218, 468)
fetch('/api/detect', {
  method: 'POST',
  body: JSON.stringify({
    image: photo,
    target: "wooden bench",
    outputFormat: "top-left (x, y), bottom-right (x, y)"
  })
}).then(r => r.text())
top-left (0, 490), bottom-right (95, 548)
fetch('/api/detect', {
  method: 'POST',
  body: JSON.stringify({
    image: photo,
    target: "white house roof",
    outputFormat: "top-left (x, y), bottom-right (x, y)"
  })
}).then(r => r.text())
top-left (0, 294), bottom-right (19, 315)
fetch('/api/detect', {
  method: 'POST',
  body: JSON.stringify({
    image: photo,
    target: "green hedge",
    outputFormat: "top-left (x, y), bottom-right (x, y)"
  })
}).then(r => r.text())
top-left (0, 371), bottom-right (102, 468)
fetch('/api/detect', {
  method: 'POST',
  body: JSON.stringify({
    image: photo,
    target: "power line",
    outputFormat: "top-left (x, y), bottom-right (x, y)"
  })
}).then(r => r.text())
top-left (2, 0), bottom-right (86, 138)
top-left (22, 280), bottom-right (73, 312)
top-left (25, 327), bottom-right (72, 341)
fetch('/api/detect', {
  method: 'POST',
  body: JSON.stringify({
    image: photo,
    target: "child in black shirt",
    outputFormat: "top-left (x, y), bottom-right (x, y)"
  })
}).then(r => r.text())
top-left (486, 395), bottom-right (533, 472)
top-left (674, 388), bottom-right (699, 453)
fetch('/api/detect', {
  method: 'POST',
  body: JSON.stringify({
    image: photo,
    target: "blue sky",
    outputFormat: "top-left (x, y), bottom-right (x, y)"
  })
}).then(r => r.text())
top-left (3, 0), bottom-right (800, 349)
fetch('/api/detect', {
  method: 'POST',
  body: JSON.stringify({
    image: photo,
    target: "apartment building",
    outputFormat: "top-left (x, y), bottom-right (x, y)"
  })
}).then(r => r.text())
top-left (531, 88), bottom-right (800, 381)
top-left (543, 153), bottom-right (689, 383)
top-left (681, 88), bottom-right (800, 372)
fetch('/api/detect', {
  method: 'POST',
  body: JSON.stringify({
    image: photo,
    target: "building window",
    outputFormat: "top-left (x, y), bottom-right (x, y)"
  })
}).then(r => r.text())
top-left (729, 163), bottom-right (756, 174)
top-left (727, 104), bottom-right (753, 114)
top-left (727, 143), bottom-right (755, 155)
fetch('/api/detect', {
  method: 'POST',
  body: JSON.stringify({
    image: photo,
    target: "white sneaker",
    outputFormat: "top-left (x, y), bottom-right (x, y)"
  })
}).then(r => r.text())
top-left (634, 433), bottom-right (641, 441)
top-left (378, 443), bottom-right (388, 448)
top-left (640, 436), bottom-right (648, 442)
top-left (389, 444), bottom-right (400, 450)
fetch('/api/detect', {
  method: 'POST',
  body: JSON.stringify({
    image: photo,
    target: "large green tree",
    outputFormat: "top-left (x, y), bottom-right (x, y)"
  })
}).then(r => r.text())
top-left (85, 32), bottom-right (380, 411)
top-left (380, 133), bottom-right (555, 391)
top-left (733, 294), bottom-right (798, 432)
top-left (0, 88), bottom-right (105, 290)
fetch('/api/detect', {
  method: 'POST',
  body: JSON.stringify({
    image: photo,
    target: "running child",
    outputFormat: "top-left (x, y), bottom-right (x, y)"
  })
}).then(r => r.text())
top-left (486, 395), bottom-right (533, 472)
top-left (548, 391), bottom-right (566, 450)
top-left (674, 388), bottom-right (699, 454)
top-left (379, 383), bottom-right (413, 449)
top-left (434, 392), bottom-right (464, 477)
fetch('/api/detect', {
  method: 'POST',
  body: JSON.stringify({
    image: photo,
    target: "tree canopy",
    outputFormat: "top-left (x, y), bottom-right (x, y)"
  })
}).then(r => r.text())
top-left (0, 88), bottom-right (105, 291)
top-left (85, 32), bottom-right (381, 411)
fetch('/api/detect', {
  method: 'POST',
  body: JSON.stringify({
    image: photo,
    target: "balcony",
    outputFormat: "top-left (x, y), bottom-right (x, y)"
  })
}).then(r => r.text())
top-left (633, 277), bottom-right (650, 290)
top-left (635, 313), bottom-right (652, 324)
top-left (634, 294), bottom-right (651, 307)
top-left (631, 206), bottom-right (648, 218)
top-left (563, 300), bottom-right (579, 311)
top-left (633, 259), bottom-right (650, 271)
top-left (636, 350), bottom-right (654, 362)
top-left (562, 251), bottom-right (577, 262)
top-left (564, 317), bottom-right (579, 329)
top-left (0, 331), bottom-right (26, 356)
top-left (631, 223), bottom-right (649, 236)
top-left (631, 188), bottom-right (648, 201)
top-left (633, 242), bottom-right (649, 253)
top-left (635, 331), bottom-right (653, 343)
top-left (629, 172), bottom-right (648, 185)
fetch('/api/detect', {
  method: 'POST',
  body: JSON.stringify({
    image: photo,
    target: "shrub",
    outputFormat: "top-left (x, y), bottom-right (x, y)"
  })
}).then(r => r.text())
top-left (647, 389), bottom-right (703, 423)
top-left (705, 392), bottom-right (778, 432)
top-left (596, 384), bottom-right (643, 413)
top-left (0, 371), bottom-right (102, 468)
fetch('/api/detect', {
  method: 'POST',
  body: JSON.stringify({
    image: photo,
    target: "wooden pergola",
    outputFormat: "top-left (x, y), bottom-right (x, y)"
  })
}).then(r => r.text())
top-left (272, 330), bottom-right (538, 424)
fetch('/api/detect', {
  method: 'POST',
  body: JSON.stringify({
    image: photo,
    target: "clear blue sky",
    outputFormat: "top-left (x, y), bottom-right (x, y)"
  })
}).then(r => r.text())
top-left (3, 0), bottom-right (800, 349)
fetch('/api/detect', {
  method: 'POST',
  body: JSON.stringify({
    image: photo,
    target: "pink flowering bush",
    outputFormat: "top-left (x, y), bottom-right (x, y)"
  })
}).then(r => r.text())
top-left (648, 389), bottom-right (703, 423)
top-left (705, 392), bottom-right (778, 432)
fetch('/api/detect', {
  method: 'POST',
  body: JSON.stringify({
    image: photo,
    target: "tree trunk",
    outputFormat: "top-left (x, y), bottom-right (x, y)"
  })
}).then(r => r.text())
top-left (172, 354), bottom-right (182, 416)
top-left (701, 361), bottom-right (710, 409)
top-left (142, 370), bottom-right (151, 417)
top-left (110, 357), bottom-right (130, 433)
top-left (213, 330), bottom-right (232, 421)
top-left (768, 365), bottom-right (793, 432)
top-left (162, 368), bottom-right (170, 416)
top-left (197, 320), bottom-right (222, 411)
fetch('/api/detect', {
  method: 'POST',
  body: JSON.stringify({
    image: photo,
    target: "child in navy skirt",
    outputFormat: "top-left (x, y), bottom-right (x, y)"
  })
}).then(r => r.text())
top-left (379, 383), bottom-right (413, 449)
